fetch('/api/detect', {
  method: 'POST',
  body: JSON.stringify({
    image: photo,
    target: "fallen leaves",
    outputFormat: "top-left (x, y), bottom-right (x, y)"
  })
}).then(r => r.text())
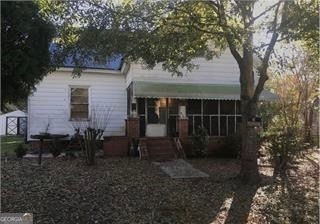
top-left (1, 155), bottom-right (318, 223)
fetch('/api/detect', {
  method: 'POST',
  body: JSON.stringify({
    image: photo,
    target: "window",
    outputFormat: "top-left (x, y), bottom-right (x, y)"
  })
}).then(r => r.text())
top-left (70, 87), bottom-right (89, 120)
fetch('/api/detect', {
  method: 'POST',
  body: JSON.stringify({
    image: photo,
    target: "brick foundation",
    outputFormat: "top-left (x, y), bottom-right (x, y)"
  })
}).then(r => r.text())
top-left (180, 136), bottom-right (227, 157)
top-left (28, 140), bottom-right (69, 151)
top-left (103, 136), bottom-right (129, 156)
top-left (177, 118), bottom-right (188, 138)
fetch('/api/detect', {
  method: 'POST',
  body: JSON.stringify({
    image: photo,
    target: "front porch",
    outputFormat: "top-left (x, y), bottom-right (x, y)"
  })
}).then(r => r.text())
top-left (104, 81), bottom-right (275, 158)
top-left (134, 98), bottom-right (242, 138)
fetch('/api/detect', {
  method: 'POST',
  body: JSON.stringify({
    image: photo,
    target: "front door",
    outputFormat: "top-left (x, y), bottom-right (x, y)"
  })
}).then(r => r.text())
top-left (146, 98), bottom-right (167, 137)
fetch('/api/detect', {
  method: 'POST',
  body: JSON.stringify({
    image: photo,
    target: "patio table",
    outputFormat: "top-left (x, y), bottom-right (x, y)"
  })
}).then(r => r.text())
top-left (30, 134), bottom-right (69, 165)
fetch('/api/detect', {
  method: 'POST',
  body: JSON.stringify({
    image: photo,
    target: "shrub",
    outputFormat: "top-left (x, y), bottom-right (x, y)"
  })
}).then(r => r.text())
top-left (262, 116), bottom-right (304, 171)
top-left (215, 132), bottom-right (241, 158)
top-left (14, 144), bottom-right (27, 158)
top-left (191, 126), bottom-right (209, 157)
top-left (71, 105), bottom-right (113, 165)
top-left (49, 140), bottom-right (63, 157)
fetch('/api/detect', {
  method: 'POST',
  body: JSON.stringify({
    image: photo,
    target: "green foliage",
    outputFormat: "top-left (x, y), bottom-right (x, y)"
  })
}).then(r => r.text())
top-left (191, 126), bottom-right (209, 157)
top-left (37, 0), bottom-right (318, 183)
top-left (1, 136), bottom-right (24, 155)
top-left (259, 101), bottom-right (281, 130)
top-left (217, 132), bottom-right (241, 158)
top-left (280, 0), bottom-right (319, 60)
top-left (14, 144), bottom-right (28, 158)
top-left (80, 128), bottom-right (104, 165)
top-left (71, 105), bottom-right (113, 165)
top-left (1, 1), bottom-right (55, 111)
top-left (262, 116), bottom-right (304, 170)
top-left (49, 140), bottom-right (63, 157)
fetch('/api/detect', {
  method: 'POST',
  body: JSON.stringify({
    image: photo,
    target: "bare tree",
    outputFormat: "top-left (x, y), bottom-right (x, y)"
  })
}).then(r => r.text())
top-left (71, 104), bottom-right (113, 165)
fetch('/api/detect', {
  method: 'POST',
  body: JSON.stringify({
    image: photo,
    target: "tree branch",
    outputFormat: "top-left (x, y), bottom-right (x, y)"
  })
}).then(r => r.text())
top-left (252, 1), bottom-right (287, 103)
top-left (216, 2), bottom-right (243, 65)
top-left (250, 1), bottom-right (282, 25)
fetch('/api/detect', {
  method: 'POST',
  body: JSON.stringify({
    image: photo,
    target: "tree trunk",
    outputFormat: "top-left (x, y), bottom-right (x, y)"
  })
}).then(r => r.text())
top-left (304, 105), bottom-right (314, 143)
top-left (238, 59), bottom-right (261, 184)
top-left (239, 100), bottom-right (261, 185)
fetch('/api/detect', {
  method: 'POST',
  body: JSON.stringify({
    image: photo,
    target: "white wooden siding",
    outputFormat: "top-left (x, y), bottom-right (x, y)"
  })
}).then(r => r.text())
top-left (28, 69), bottom-right (127, 139)
top-left (126, 50), bottom-right (242, 87)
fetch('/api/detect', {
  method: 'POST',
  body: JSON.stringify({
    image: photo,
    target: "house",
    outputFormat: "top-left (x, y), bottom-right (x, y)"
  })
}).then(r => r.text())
top-left (27, 49), bottom-right (275, 158)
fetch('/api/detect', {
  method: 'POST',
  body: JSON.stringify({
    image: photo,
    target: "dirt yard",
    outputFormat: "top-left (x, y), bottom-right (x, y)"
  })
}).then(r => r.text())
top-left (1, 151), bottom-right (318, 224)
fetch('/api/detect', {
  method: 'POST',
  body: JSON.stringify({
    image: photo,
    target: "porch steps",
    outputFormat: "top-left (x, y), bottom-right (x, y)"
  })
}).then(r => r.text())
top-left (145, 137), bottom-right (177, 161)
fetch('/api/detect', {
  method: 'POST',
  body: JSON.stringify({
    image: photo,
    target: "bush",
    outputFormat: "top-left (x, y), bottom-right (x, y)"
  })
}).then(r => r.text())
top-left (49, 140), bottom-right (63, 157)
top-left (214, 132), bottom-right (241, 158)
top-left (192, 126), bottom-right (209, 157)
top-left (14, 144), bottom-right (27, 158)
top-left (262, 117), bottom-right (304, 170)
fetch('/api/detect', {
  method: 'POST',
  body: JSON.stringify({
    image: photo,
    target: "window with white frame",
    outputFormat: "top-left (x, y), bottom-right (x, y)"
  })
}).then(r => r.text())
top-left (70, 87), bottom-right (89, 120)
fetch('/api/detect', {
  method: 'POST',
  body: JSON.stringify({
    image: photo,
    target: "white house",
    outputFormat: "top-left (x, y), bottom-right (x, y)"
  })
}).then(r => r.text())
top-left (27, 49), bottom-right (274, 157)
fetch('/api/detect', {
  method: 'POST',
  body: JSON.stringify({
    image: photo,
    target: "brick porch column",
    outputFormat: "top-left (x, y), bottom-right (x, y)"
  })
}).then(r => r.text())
top-left (177, 117), bottom-right (189, 138)
top-left (126, 116), bottom-right (140, 139)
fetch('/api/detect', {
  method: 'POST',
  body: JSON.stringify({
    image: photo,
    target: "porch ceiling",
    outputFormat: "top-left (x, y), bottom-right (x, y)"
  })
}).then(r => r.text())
top-left (132, 81), bottom-right (277, 101)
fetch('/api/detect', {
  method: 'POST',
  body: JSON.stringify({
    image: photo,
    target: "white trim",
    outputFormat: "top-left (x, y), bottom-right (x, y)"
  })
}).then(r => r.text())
top-left (57, 67), bottom-right (123, 75)
top-left (68, 85), bottom-right (91, 120)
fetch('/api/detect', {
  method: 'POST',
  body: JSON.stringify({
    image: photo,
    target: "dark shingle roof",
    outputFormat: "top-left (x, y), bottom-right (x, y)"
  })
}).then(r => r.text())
top-left (50, 43), bottom-right (123, 70)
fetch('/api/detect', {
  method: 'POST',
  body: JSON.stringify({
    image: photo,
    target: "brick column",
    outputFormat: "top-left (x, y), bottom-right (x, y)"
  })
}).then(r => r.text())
top-left (177, 118), bottom-right (189, 138)
top-left (126, 116), bottom-right (140, 139)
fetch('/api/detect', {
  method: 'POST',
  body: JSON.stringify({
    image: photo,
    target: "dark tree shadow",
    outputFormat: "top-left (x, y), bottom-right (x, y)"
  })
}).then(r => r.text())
top-left (261, 160), bottom-right (319, 224)
top-left (223, 174), bottom-right (273, 224)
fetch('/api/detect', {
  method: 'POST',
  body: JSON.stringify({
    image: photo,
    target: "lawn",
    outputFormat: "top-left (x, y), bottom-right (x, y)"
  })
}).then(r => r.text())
top-left (0, 135), bottom-right (24, 155)
top-left (1, 151), bottom-right (319, 224)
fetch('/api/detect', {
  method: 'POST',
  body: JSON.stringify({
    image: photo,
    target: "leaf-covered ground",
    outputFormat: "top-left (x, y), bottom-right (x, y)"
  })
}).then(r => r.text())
top-left (1, 151), bottom-right (318, 224)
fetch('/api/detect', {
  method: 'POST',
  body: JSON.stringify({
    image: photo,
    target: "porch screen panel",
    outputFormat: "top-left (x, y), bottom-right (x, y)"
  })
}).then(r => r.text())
top-left (187, 100), bottom-right (201, 114)
top-left (194, 116), bottom-right (201, 131)
top-left (220, 116), bottom-right (227, 136)
top-left (187, 100), bottom-right (241, 136)
top-left (211, 116), bottom-right (219, 136)
top-left (203, 116), bottom-right (210, 135)
top-left (236, 101), bottom-right (241, 114)
top-left (220, 100), bottom-right (234, 115)
top-left (139, 115), bottom-right (146, 137)
top-left (228, 116), bottom-right (235, 135)
top-left (168, 115), bottom-right (178, 136)
top-left (137, 98), bottom-right (145, 114)
top-left (168, 99), bottom-right (179, 136)
top-left (137, 98), bottom-right (146, 137)
top-left (203, 100), bottom-right (218, 114)
top-left (188, 117), bottom-right (194, 135)
top-left (70, 88), bottom-right (89, 119)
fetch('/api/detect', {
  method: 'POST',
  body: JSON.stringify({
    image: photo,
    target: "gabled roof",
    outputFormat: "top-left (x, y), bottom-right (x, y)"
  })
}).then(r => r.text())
top-left (49, 43), bottom-right (123, 70)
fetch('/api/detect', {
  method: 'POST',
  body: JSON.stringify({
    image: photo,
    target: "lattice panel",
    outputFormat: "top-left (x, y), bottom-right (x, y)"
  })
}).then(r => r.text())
top-left (6, 117), bottom-right (17, 135)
